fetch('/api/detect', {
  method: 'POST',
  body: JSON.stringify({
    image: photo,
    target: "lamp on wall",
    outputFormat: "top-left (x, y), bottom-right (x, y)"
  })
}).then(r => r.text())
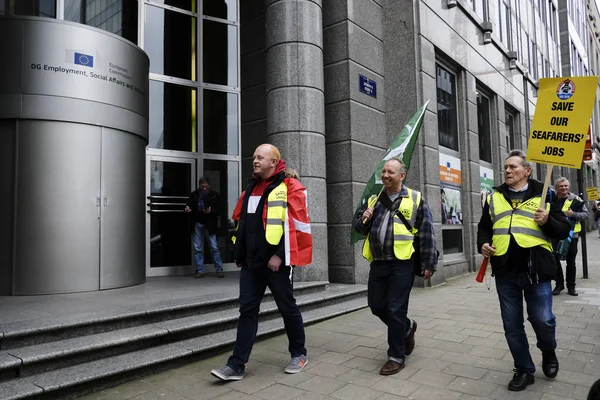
top-left (482, 22), bottom-right (493, 44)
top-left (507, 51), bottom-right (518, 70)
top-left (446, 0), bottom-right (458, 8)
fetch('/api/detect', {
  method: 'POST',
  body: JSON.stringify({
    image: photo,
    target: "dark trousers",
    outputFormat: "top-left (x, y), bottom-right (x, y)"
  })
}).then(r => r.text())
top-left (495, 274), bottom-right (556, 373)
top-left (367, 260), bottom-right (414, 360)
top-left (555, 236), bottom-right (578, 288)
top-left (227, 265), bottom-right (306, 372)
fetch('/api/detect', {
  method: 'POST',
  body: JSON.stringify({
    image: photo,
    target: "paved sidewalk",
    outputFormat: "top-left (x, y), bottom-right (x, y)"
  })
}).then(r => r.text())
top-left (82, 235), bottom-right (600, 400)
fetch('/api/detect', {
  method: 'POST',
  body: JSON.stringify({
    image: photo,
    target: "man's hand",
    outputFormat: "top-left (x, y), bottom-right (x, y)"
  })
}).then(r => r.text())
top-left (202, 207), bottom-right (211, 214)
top-left (481, 243), bottom-right (496, 258)
top-left (268, 255), bottom-right (282, 272)
top-left (423, 269), bottom-right (433, 280)
top-left (184, 206), bottom-right (191, 213)
top-left (565, 209), bottom-right (574, 217)
top-left (534, 208), bottom-right (549, 226)
top-left (362, 207), bottom-right (375, 224)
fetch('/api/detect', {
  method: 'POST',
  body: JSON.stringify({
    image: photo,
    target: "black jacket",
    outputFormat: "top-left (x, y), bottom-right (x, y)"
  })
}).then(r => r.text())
top-left (186, 189), bottom-right (219, 234)
top-left (477, 179), bottom-right (571, 281)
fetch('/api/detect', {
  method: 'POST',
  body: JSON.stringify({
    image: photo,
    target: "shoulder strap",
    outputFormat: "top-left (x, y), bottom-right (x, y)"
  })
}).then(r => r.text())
top-left (379, 194), bottom-right (413, 231)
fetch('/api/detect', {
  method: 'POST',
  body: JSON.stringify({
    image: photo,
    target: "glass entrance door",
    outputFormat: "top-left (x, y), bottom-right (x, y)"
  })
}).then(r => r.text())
top-left (146, 155), bottom-right (196, 276)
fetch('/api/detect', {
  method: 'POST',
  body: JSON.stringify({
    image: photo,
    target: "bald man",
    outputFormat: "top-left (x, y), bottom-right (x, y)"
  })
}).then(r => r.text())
top-left (211, 144), bottom-right (313, 381)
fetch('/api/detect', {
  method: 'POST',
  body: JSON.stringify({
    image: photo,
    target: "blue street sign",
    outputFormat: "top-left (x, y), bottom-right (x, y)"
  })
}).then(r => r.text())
top-left (359, 74), bottom-right (377, 98)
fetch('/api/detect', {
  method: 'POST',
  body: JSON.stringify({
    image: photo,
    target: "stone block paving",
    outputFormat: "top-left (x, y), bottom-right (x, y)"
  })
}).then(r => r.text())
top-left (81, 237), bottom-right (600, 400)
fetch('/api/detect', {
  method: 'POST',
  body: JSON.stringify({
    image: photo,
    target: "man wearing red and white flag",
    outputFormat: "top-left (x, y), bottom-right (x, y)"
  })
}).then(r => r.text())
top-left (211, 144), bottom-right (312, 382)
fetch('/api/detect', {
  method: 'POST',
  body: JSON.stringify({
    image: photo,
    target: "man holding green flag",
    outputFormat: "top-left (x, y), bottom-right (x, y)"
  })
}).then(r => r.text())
top-left (351, 101), bottom-right (430, 245)
top-left (352, 102), bottom-right (438, 376)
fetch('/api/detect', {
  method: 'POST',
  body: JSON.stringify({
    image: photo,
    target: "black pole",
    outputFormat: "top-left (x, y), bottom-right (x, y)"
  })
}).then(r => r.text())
top-left (577, 167), bottom-right (589, 279)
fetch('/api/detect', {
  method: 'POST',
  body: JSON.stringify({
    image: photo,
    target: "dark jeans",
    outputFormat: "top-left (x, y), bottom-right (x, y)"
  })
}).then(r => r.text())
top-left (368, 259), bottom-right (414, 360)
top-left (495, 274), bottom-right (556, 374)
top-left (227, 265), bottom-right (306, 372)
top-left (555, 237), bottom-right (578, 288)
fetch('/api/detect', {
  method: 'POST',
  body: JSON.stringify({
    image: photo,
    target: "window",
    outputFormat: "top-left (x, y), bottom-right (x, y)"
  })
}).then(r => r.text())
top-left (505, 107), bottom-right (519, 150)
top-left (145, 4), bottom-right (197, 81)
top-left (436, 64), bottom-right (459, 151)
top-left (148, 81), bottom-right (197, 152)
top-left (203, 20), bottom-right (238, 87)
top-left (64, 0), bottom-right (137, 43)
top-left (203, 90), bottom-right (239, 155)
top-left (476, 92), bottom-right (492, 162)
top-left (15, 0), bottom-right (56, 17)
top-left (204, 0), bottom-right (238, 21)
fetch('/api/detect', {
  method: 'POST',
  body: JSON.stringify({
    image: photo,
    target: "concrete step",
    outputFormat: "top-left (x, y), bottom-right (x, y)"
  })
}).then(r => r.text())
top-left (0, 281), bottom-right (330, 350)
top-left (0, 296), bottom-right (368, 400)
top-left (0, 284), bottom-right (367, 377)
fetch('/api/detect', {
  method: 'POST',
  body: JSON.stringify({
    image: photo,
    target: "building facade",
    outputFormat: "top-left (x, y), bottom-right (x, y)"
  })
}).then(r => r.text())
top-left (2, 0), bottom-right (600, 293)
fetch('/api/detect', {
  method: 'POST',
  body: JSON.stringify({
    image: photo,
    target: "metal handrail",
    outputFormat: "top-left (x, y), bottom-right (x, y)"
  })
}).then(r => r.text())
top-left (147, 202), bottom-right (187, 207)
top-left (147, 195), bottom-right (189, 200)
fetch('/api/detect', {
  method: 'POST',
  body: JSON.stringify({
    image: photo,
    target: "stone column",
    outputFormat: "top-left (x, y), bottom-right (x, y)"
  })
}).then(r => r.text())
top-left (265, 0), bottom-right (328, 281)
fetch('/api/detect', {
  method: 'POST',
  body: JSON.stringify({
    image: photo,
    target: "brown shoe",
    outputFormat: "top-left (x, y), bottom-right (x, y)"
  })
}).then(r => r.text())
top-left (379, 360), bottom-right (405, 376)
top-left (405, 320), bottom-right (417, 356)
top-left (216, 271), bottom-right (224, 278)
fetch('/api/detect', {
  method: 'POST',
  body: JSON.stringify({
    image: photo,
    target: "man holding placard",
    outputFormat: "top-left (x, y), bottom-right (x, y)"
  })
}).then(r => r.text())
top-left (477, 150), bottom-right (571, 391)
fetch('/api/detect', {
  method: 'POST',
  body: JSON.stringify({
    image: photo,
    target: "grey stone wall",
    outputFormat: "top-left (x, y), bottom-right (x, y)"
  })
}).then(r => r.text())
top-left (265, 0), bottom-right (328, 281)
top-left (323, 0), bottom-right (386, 284)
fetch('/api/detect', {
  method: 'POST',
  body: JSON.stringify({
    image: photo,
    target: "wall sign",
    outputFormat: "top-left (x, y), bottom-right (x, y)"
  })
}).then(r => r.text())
top-left (359, 74), bottom-right (377, 98)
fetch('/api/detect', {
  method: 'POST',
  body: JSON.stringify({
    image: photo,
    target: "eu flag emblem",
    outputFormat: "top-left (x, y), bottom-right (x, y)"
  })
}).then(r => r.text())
top-left (74, 52), bottom-right (94, 67)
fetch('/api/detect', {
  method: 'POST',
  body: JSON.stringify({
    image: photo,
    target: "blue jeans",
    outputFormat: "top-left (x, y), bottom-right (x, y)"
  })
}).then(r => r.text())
top-left (193, 223), bottom-right (223, 273)
top-left (368, 260), bottom-right (415, 360)
top-left (227, 265), bottom-right (306, 372)
top-left (496, 274), bottom-right (556, 373)
top-left (597, 219), bottom-right (600, 236)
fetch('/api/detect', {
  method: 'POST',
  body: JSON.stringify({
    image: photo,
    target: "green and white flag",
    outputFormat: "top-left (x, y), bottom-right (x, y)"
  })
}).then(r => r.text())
top-left (350, 100), bottom-right (430, 245)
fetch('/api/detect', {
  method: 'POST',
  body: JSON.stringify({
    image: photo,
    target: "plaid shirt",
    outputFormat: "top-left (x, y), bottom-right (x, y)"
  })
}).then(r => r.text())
top-left (354, 186), bottom-right (438, 270)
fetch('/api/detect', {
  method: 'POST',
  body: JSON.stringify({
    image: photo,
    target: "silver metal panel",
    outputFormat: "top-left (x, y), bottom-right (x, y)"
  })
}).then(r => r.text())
top-left (100, 129), bottom-right (146, 289)
top-left (18, 94), bottom-right (149, 139)
top-left (0, 17), bottom-right (149, 139)
top-left (0, 120), bottom-right (16, 295)
top-left (14, 121), bottom-right (101, 295)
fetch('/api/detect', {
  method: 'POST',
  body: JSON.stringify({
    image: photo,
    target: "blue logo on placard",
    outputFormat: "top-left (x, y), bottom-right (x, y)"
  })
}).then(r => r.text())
top-left (556, 79), bottom-right (575, 100)
top-left (74, 52), bottom-right (94, 67)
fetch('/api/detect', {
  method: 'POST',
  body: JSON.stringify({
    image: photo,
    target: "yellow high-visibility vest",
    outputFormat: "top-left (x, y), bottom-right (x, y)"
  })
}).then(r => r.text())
top-left (362, 188), bottom-right (421, 262)
top-left (562, 198), bottom-right (582, 233)
top-left (488, 192), bottom-right (552, 255)
top-left (231, 182), bottom-right (287, 245)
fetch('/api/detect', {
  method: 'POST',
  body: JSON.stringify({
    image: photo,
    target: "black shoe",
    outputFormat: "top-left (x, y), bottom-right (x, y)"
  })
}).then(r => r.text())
top-left (508, 370), bottom-right (535, 391)
top-left (405, 320), bottom-right (417, 356)
top-left (567, 287), bottom-right (578, 296)
top-left (552, 285), bottom-right (564, 296)
top-left (542, 350), bottom-right (559, 378)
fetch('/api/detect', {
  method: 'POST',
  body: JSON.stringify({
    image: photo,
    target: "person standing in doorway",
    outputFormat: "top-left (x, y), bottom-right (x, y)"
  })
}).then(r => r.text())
top-left (184, 177), bottom-right (224, 278)
top-left (551, 177), bottom-right (588, 296)
top-left (210, 144), bottom-right (312, 381)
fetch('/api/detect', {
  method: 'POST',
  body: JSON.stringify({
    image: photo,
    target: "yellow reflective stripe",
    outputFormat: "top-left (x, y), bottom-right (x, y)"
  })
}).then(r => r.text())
top-left (489, 194), bottom-right (496, 218)
top-left (408, 189), bottom-right (420, 227)
top-left (510, 227), bottom-right (549, 241)
top-left (269, 201), bottom-right (287, 208)
top-left (513, 209), bottom-right (535, 218)
top-left (393, 235), bottom-right (414, 241)
top-left (492, 210), bottom-right (513, 223)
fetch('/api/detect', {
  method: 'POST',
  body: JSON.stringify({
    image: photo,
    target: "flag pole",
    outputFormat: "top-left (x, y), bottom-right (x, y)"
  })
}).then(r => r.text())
top-left (362, 186), bottom-right (385, 224)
